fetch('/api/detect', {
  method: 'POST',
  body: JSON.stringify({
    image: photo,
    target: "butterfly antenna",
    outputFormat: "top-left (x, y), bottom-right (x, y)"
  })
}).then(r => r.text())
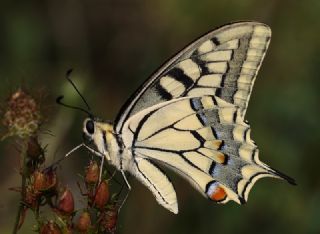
top-left (56, 96), bottom-right (92, 116)
top-left (65, 69), bottom-right (91, 111)
top-left (56, 69), bottom-right (93, 117)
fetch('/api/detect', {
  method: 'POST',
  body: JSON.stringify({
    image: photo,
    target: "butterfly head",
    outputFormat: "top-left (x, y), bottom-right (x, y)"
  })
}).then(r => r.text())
top-left (82, 117), bottom-right (115, 161)
top-left (56, 70), bottom-right (119, 165)
top-left (83, 118), bottom-right (96, 143)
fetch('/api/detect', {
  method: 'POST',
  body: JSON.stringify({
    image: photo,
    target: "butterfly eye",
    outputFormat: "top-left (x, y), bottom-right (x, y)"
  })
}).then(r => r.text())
top-left (86, 120), bottom-right (95, 135)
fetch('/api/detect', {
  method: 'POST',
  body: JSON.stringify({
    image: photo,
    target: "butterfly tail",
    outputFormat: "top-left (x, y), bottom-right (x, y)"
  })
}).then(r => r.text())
top-left (187, 96), bottom-right (295, 203)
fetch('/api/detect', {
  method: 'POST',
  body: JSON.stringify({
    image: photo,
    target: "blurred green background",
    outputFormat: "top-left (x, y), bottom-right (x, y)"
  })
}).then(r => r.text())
top-left (0, 0), bottom-right (319, 233)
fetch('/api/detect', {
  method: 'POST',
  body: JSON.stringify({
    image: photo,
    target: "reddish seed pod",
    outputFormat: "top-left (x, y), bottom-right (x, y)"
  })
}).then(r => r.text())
top-left (40, 221), bottom-right (62, 234)
top-left (57, 188), bottom-right (74, 215)
top-left (77, 211), bottom-right (91, 233)
top-left (85, 161), bottom-right (99, 184)
top-left (32, 168), bottom-right (57, 194)
top-left (102, 206), bottom-right (118, 233)
top-left (25, 185), bottom-right (37, 208)
top-left (44, 168), bottom-right (58, 191)
top-left (33, 170), bottom-right (46, 192)
top-left (94, 181), bottom-right (109, 209)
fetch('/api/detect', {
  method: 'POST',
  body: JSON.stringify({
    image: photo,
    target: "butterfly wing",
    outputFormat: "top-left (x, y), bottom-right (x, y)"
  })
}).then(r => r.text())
top-left (115, 21), bottom-right (295, 213)
top-left (121, 96), bottom-right (291, 213)
top-left (115, 21), bottom-right (271, 133)
top-left (132, 157), bottom-right (178, 213)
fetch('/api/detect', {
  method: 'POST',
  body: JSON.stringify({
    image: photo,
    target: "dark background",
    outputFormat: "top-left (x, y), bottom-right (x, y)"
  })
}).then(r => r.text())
top-left (0, 0), bottom-right (319, 233)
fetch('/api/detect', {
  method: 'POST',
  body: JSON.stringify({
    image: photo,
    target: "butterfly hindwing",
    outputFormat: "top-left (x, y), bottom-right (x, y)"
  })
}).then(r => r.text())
top-left (115, 22), bottom-right (271, 132)
top-left (122, 96), bottom-right (281, 210)
top-left (132, 157), bottom-right (178, 214)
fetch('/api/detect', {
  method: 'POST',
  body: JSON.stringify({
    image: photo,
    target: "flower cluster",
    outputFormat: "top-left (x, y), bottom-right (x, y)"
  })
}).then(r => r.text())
top-left (1, 89), bottom-right (120, 233)
top-left (76, 161), bottom-right (119, 233)
top-left (38, 161), bottom-right (120, 233)
top-left (1, 89), bottom-right (41, 139)
top-left (13, 136), bottom-right (120, 233)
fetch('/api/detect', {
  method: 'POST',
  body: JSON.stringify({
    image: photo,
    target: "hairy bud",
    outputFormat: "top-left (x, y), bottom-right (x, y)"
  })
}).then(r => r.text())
top-left (85, 161), bottom-right (99, 184)
top-left (57, 188), bottom-right (74, 215)
top-left (94, 181), bottom-right (109, 209)
top-left (77, 211), bottom-right (91, 233)
top-left (2, 89), bottom-right (41, 139)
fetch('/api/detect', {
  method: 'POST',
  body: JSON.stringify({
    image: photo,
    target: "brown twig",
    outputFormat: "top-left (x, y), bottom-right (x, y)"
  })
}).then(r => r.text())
top-left (12, 140), bottom-right (28, 234)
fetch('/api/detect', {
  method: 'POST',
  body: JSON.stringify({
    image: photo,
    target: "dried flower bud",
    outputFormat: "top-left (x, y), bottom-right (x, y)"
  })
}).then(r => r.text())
top-left (40, 221), bottom-right (62, 234)
top-left (94, 181), bottom-right (109, 209)
top-left (101, 206), bottom-right (118, 233)
top-left (31, 168), bottom-right (57, 195)
top-left (77, 211), bottom-right (91, 233)
top-left (33, 170), bottom-right (46, 192)
top-left (85, 161), bottom-right (99, 184)
top-left (57, 188), bottom-right (74, 215)
top-left (27, 136), bottom-right (44, 160)
top-left (25, 185), bottom-right (37, 208)
top-left (44, 168), bottom-right (58, 191)
top-left (1, 89), bottom-right (41, 139)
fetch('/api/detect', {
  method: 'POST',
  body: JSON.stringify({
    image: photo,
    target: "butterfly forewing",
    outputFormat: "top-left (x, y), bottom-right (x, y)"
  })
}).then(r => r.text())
top-left (115, 22), bottom-right (271, 133)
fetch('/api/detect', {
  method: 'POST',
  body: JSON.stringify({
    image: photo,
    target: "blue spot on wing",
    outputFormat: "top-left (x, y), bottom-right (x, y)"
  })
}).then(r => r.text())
top-left (190, 98), bottom-right (203, 111)
top-left (197, 111), bottom-right (208, 125)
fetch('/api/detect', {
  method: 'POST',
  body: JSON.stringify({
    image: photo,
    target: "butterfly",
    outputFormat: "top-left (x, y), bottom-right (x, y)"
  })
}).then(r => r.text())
top-left (58, 21), bottom-right (295, 214)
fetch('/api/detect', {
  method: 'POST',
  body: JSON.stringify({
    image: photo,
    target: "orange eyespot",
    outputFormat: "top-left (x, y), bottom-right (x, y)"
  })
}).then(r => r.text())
top-left (211, 186), bottom-right (227, 201)
top-left (207, 182), bottom-right (227, 202)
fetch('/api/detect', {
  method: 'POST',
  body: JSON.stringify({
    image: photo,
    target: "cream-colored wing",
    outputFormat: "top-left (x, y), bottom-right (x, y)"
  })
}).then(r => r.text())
top-left (131, 157), bottom-right (178, 214)
top-left (116, 22), bottom-right (271, 132)
top-left (122, 96), bottom-right (295, 213)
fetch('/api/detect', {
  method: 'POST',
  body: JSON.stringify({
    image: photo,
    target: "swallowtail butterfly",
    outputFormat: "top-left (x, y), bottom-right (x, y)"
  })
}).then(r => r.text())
top-left (60, 21), bottom-right (295, 214)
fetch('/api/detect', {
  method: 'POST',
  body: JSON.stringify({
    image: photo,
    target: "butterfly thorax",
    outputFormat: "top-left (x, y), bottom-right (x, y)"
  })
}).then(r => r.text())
top-left (83, 118), bottom-right (131, 170)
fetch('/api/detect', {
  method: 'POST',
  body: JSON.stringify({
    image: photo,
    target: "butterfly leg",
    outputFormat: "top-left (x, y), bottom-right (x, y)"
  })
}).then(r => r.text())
top-left (118, 170), bottom-right (131, 212)
top-left (121, 170), bottom-right (131, 190)
top-left (81, 144), bottom-right (107, 183)
top-left (64, 143), bottom-right (105, 158)
top-left (82, 143), bottom-right (105, 158)
top-left (50, 143), bottom-right (93, 166)
top-left (98, 154), bottom-right (104, 183)
top-left (67, 143), bottom-right (106, 183)
top-left (65, 143), bottom-right (85, 158)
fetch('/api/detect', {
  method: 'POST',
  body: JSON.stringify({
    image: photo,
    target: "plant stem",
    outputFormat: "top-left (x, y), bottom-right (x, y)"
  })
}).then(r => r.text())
top-left (12, 141), bottom-right (28, 234)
